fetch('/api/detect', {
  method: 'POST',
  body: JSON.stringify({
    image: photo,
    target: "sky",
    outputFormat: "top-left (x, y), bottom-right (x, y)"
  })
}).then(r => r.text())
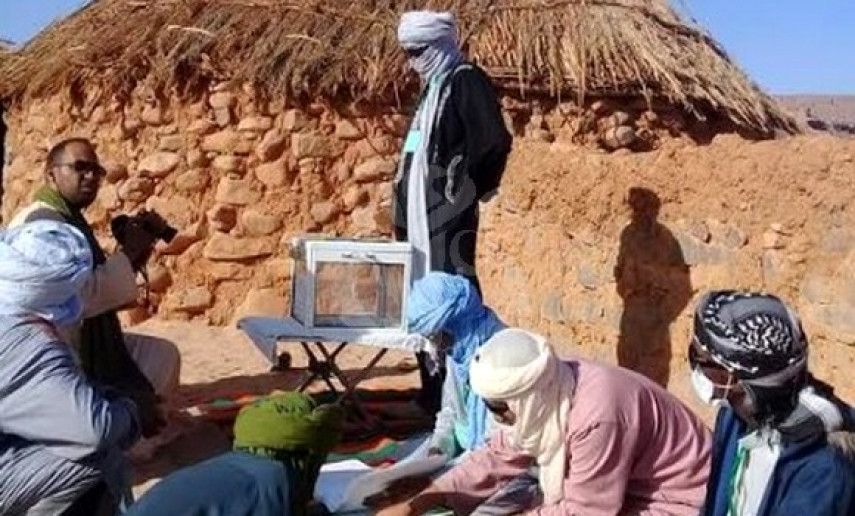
top-left (0, 0), bottom-right (852, 94)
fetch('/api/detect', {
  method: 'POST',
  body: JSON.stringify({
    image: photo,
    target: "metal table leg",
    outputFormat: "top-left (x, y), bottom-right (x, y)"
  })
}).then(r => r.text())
top-left (297, 341), bottom-right (347, 393)
top-left (292, 340), bottom-right (389, 430)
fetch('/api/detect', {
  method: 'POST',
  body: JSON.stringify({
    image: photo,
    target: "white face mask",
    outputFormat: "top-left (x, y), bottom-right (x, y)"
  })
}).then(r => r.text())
top-left (691, 366), bottom-right (730, 408)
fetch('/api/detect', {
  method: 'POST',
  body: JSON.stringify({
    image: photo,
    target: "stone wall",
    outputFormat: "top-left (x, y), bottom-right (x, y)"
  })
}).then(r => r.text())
top-left (2, 85), bottom-right (853, 415)
top-left (2, 85), bottom-right (410, 325)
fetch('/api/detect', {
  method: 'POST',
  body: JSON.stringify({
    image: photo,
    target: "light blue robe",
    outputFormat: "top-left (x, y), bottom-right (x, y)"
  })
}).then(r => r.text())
top-left (0, 314), bottom-right (140, 514)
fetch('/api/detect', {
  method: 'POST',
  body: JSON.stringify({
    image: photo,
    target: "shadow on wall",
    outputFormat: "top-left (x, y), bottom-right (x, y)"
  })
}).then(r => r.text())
top-left (614, 187), bottom-right (692, 387)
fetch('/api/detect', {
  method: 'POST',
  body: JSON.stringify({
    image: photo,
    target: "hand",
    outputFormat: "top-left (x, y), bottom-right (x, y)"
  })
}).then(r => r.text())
top-left (374, 501), bottom-right (415, 516)
top-left (365, 476), bottom-right (433, 511)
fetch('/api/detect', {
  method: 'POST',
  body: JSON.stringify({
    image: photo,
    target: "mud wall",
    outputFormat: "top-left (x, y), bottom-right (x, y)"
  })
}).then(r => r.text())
top-left (477, 135), bottom-right (855, 416)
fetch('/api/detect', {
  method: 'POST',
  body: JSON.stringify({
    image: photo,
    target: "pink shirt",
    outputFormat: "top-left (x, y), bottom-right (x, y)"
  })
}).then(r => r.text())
top-left (433, 359), bottom-right (712, 515)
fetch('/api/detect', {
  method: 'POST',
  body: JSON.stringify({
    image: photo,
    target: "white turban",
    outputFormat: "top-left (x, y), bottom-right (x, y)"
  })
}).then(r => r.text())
top-left (397, 10), bottom-right (458, 47)
top-left (397, 11), bottom-right (463, 81)
top-left (0, 220), bottom-right (93, 326)
top-left (470, 328), bottom-right (575, 504)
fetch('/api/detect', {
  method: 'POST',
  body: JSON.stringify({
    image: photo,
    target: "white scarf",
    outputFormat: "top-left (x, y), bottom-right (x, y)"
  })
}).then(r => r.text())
top-left (0, 220), bottom-right (92, 325)
top-left (470, 329), bottom-right (575, 504)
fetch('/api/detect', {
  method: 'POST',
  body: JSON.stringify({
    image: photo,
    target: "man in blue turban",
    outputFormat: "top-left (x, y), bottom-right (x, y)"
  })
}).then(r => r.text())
top-left (407, 272), bottom-right (506, 457)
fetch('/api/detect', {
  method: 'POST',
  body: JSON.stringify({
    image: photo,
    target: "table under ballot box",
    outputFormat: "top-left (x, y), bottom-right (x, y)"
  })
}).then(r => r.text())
top-left (238, 236), bottom-right (426, 424)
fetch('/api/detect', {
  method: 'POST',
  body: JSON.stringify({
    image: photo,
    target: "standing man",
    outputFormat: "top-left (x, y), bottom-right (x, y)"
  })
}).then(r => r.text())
top-left (1, 103), bottom-right (6, 218)
top-left (9, 138), bottom-right (181, 441)
top-left (395, 11), bottom-right (512, 413)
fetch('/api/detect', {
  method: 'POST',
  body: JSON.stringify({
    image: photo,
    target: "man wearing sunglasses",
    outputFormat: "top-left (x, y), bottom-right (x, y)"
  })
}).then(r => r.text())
top-left (394, 10), bottom-right (512, 416)
top-left (689, 291), bottom-right (854, 516)
top-left (9, 138), bottom-right (181, 450)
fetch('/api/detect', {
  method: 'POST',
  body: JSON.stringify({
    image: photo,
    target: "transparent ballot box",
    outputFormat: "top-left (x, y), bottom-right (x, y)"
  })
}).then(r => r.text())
top-left (290, 237), bottom-right (414, 335)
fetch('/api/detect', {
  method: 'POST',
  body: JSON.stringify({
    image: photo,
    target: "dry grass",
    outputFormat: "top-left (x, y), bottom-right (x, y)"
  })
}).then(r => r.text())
top-left (0, 0), bottom-right (796, 133)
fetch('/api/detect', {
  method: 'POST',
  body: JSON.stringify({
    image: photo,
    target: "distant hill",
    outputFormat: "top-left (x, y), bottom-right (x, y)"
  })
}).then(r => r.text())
top-left (777, 95), bottom-right (855, 135)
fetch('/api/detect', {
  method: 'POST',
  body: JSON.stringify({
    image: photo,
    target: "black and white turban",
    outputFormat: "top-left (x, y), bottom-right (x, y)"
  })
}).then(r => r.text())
top-left (693, 290), bottom-right (807, 385)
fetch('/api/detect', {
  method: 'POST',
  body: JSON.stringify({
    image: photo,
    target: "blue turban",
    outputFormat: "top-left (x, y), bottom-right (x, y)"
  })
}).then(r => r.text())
top-left (407, 272), bottom-right (506, 450)
top-left (0, 221), bottom-right (92, 326)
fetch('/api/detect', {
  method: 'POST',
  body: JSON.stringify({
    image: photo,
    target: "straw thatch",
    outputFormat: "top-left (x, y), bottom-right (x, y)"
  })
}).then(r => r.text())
top-left (0, 40), bottom-right (13, 68)
top-left (0, 0), bottom-right (796, 133)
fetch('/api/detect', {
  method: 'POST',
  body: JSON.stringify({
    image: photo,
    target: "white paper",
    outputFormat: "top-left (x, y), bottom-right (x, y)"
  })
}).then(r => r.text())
top-left (238, 316), bottom-right (431, 365)
top-left (314, 460), bottom-right (373, 513)
top-left (314, 453), bottom-right (448, 513)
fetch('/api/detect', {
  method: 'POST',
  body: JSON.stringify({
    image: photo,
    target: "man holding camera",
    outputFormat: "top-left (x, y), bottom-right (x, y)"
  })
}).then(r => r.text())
top-left (9, 137), bottom-right (181, 444)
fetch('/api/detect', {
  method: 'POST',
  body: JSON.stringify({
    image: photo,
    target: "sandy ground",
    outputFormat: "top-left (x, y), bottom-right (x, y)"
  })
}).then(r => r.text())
top-left (128, 319), bottom-right (421, 497)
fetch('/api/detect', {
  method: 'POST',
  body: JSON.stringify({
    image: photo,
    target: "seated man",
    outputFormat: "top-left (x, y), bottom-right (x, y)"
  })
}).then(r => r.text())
top-left (380, 328), bottom-right (712, 516)
top-left (9, 137), bottom-right (180, 436)
top-left (0, 221), bottom-right (149, 515)
top-left (126, 392), bottom-right (344, 516)
top-left (689, 290), bottom-right (855, 516)
top-left (407, 272), bottom-right (506, 459)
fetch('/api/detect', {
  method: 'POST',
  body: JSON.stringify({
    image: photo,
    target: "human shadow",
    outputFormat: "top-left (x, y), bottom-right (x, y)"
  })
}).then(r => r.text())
top-left (614, 187), bottom-right (692, 387)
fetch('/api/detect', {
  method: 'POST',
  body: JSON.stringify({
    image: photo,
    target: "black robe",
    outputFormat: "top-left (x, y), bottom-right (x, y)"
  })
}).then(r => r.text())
top-left (393, 63), bottom-right (512, 290)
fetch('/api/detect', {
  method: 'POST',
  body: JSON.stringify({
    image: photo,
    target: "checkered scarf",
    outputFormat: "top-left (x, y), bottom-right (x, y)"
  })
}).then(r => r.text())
top-left (693, 291), bottom-right (806, 380)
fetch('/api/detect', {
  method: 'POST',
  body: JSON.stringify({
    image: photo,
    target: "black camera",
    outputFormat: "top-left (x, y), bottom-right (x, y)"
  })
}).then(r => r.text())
top-left (110, 210), bottom-right (178, 245)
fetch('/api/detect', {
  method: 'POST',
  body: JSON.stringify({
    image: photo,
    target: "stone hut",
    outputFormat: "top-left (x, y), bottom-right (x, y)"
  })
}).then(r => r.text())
top-left (8, 2), bottom-right (847, 406)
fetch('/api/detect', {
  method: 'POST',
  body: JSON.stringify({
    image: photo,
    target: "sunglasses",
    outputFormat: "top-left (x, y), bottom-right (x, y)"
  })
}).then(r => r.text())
top-left (689, 336), bottom-right (739, 369)
top-left (54, 160), bottom-right (106, 177)
top-left (689, 343), bottom-right (735, 388)
top-left (404, 45), bottom-right (428, 58)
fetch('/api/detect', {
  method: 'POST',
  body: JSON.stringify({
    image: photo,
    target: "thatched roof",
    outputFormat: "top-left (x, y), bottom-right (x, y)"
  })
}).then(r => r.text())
top-left (0, 39), bottom-right (13, 67)
top-left (0, 0), bottom-right (796, 133)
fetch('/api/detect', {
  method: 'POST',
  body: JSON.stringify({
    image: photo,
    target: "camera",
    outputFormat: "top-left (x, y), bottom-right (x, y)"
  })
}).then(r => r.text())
top-left (110, 209), bottom-right (178, 245)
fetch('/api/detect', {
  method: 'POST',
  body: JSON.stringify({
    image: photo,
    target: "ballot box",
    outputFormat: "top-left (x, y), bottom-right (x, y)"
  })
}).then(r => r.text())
top-left (289, 236), bottom-right (414, 337)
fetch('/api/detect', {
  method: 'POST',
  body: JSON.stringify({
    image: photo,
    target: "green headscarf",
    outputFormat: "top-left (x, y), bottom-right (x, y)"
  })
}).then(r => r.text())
top-left (234, 392), bottom-right (345, 516)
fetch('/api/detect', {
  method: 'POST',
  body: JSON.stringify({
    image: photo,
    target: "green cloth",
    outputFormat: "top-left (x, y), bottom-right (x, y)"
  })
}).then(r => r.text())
top-left (33, 186), bottom-right (155, 401)
top-left (233, 392), bottom-right (344, 516)
top-left (233, 392), bottom-right (344, 453)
